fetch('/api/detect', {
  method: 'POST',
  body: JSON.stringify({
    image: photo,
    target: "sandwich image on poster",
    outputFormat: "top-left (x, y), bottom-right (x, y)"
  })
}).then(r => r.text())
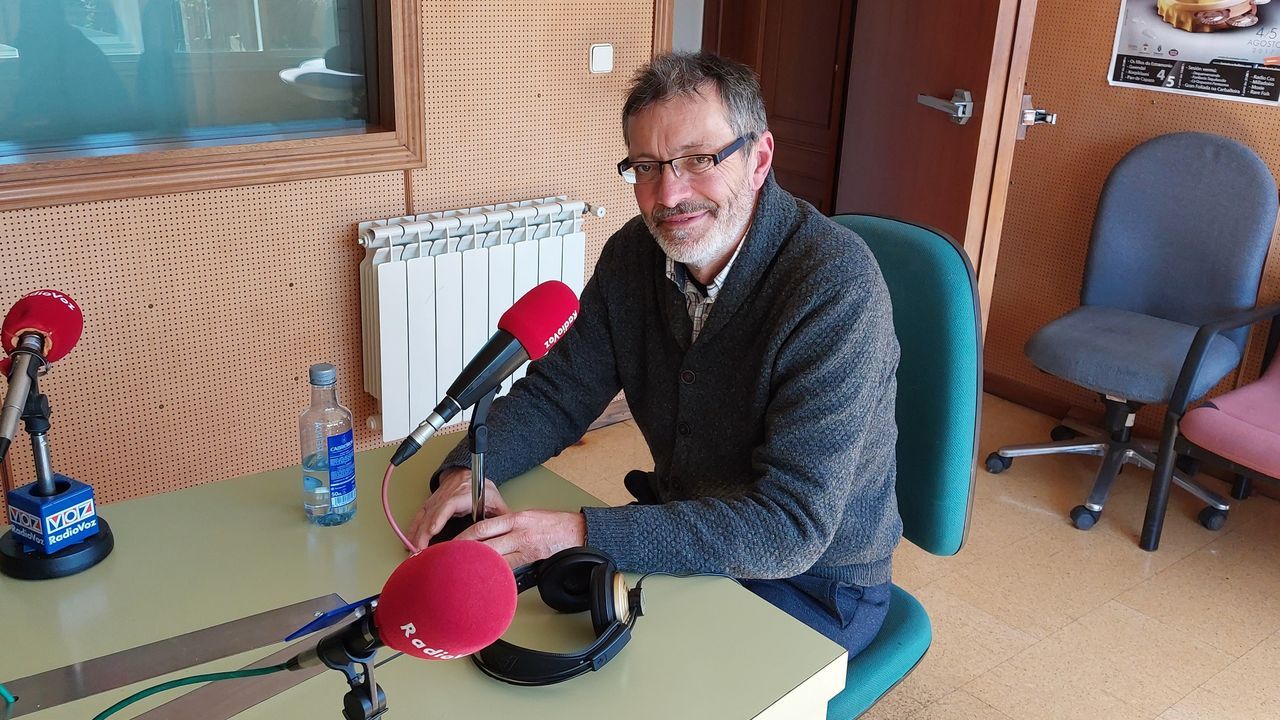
top-left (1109, 0), bottom-right (1280, 104)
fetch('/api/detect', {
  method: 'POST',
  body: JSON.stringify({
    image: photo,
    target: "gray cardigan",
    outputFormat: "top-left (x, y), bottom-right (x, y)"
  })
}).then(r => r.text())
top-left (439, 175), bottom-right (902, 586)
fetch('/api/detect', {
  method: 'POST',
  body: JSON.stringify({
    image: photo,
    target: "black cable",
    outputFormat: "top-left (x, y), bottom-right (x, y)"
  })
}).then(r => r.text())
top-left (634, 570), bottom-right (741, 590)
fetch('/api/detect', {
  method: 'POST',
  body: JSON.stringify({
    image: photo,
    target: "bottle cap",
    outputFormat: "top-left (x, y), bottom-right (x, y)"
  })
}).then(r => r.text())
top-left (309, 363), bottom-right (338, 386)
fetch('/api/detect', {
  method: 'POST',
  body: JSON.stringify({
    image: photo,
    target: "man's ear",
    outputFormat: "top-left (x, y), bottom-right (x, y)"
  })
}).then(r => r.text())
top-left (750, 131), bottom-right (775, 190)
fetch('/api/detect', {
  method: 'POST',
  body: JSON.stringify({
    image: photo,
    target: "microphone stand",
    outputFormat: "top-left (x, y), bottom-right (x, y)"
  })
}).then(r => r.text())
top-left (0, 373), bottom-right (114, 580)
top-left (469, 385), bottom-right (499, 525)
top-left (428, 385), bottom-right (501, 544)
top-left (323, 603), bottom-right (387, 720)
top-left (336, 659), bottom-right (386, 720)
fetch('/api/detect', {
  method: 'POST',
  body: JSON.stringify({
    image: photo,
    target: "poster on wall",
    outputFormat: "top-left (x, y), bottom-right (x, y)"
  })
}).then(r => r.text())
top-left (1109, 0), bottom-right (1280, 105)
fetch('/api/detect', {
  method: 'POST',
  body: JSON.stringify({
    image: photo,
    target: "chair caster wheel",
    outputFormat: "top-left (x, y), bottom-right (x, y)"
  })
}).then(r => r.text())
top-left (1198, 507), bottom-right (1227, 531)
top-left (1050, 425), bottom-right (1079, 442)
top-left (985, 453), bottom-right (1012, 474)
top-left (1071, 505), bottom-right (1099, 530)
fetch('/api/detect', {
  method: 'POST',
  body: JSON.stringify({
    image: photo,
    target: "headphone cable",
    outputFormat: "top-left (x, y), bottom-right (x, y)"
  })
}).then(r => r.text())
top-left (634, 570), bottom-right (741, 590)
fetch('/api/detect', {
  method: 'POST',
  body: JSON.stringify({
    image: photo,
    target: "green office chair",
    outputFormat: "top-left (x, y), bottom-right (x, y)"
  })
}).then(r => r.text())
top-left (826, 215), bottom-right (981, 718)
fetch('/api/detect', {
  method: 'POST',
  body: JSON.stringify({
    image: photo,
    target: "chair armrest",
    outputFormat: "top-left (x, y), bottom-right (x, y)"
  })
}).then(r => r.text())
top-left (1144, 301), bottom-right (1280, 553)
top-left (1166, 302), bottom-right (1280, 417)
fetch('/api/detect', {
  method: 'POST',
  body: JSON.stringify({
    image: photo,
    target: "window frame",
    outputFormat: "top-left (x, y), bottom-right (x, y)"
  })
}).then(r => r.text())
top-left (0, 0), bottom-right (424, 212)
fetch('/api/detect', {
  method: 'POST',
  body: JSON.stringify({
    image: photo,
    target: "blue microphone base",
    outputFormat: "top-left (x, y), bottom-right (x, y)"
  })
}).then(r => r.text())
top-left (0, 518), bottom-right (114, 580)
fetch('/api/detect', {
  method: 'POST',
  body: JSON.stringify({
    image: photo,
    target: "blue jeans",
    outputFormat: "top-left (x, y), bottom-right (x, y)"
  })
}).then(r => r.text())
top-left (741, 573), bottom-right (891, 657)
top-left (622, 472), bottom-right (891, 656)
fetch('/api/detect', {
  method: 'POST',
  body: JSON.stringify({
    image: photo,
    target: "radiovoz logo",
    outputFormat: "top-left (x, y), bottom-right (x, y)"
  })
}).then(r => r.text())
top-left (8, 505), bottom-right (41, 534)
top-left (41, 498), bottom-right (99, 546)
top-left (47, 498), bottom-right (95, 533)
top-left (543, 310), bottom-right (578, 352)
top-left (27, 289), bottom-right (77, 312)
top-left (398, 622), bottom-right (461, 660)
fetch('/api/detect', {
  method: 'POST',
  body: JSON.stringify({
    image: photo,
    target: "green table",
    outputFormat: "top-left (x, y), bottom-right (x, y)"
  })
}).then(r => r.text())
top-left (1, 436), bottom-right (846, 718)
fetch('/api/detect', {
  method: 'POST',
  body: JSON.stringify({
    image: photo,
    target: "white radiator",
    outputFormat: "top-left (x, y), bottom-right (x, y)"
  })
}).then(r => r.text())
top-left (357, 197), bottom-right (604, 442)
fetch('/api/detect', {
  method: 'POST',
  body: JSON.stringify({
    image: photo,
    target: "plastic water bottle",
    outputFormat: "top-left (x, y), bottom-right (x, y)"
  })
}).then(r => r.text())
top-left (299, 363), bottom-right (356, 526)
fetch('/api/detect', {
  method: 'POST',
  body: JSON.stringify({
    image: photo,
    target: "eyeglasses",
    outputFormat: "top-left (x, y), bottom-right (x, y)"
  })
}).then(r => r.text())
top-left (617, 134), bottom-right (753, 185)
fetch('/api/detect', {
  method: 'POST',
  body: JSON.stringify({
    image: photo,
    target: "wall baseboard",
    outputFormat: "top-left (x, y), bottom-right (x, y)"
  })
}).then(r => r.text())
top-left (983, 372), bottom-right (1086, 424)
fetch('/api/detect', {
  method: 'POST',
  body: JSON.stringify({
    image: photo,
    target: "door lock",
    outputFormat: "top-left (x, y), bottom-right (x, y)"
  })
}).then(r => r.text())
top-left (1018, 94), bottom-right (1057, 139)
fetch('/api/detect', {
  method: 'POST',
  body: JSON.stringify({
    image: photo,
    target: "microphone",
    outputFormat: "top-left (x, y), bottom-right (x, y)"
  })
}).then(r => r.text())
top-left (287, 539), bottom-right (518, 671)
top-left (0, 290), bottom-right (84, 462)
top-left (390, 280), bottom-right (579, 466)
top-left (0, 289), bottom-right (111, 582)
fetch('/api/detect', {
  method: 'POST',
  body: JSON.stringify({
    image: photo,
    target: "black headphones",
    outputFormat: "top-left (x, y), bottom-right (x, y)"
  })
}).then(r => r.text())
top-left (472, 546), bottom-right (644, 686)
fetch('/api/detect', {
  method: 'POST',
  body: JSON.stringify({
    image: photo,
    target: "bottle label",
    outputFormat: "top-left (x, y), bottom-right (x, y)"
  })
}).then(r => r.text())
top-left (326, 429), bottom-right (357, 508)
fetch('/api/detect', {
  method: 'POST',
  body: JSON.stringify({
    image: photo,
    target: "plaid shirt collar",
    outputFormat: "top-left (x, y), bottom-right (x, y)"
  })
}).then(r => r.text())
top-left (665, 233), bottom-right (746, 342)
top-left (664, 240), bottom-right (742, 302)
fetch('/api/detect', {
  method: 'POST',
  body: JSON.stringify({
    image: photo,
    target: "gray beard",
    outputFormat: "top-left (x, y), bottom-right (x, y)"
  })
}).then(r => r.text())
top-left (645, 181), bottom-right (755, 270)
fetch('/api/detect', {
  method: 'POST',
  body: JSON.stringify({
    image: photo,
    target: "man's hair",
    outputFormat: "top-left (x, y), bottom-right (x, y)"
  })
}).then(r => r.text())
top-left (622, 52), bottom-right (768, 144)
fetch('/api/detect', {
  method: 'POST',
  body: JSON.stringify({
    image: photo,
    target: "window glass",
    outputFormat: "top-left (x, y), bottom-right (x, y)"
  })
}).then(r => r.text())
top-left (0, 0), bottom-right (378, 164)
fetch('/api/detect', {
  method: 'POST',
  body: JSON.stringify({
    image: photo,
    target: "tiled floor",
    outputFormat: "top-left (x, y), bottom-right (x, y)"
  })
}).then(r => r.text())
top-left (543, 394), bottom-right (1280, 720)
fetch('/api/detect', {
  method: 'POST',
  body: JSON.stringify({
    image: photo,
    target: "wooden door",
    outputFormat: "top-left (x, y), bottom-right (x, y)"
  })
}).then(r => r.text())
top-left (703, 0), bottom-right (855, 213)
top-left (704, 0), bottom-right (1037, 327)
top-left (836, 0), bottom-right (1038, 327)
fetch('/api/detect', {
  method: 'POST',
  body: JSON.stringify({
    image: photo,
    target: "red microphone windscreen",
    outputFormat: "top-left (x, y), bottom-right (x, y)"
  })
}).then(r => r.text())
top-left (497, 280), bottom-right (579, 361)
top-left (2, 290), bottom-right (83, 363)
top-left (376, 540), bottom-right (517, 660)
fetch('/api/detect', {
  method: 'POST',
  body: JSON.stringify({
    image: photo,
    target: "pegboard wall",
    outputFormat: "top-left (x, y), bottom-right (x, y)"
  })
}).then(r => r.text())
top-left (988, 0), bottom-right (1280, 435)
top-left (410, 1), bottom-right (652, 259)
top-left (0, 174), bottom-right (406, 511)
top-left (0, 0), bottom-right (654, 514)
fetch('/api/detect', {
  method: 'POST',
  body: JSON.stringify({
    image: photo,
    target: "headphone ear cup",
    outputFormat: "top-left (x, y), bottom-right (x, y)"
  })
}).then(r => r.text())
top-left (588, 560), bottom-right (620, 636)
top-left (537, 548), bottom-right (603, 613)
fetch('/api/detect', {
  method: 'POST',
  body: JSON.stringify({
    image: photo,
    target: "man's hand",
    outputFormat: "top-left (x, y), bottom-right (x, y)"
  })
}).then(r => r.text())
top-left (408, 467), bottom-right (510, 550)
top-left (456, 510), bottom-right (587, 569)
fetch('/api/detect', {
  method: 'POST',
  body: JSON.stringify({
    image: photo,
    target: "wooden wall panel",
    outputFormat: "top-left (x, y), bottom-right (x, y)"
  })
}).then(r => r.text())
top-left (0, 0), bottom-right (656, 513)
top-left (0, 174), bottom-right (406, 510)
top-left (989, 0), bottom-right (1280, 434)
top-left (410, 1), bottom-right (654, 256)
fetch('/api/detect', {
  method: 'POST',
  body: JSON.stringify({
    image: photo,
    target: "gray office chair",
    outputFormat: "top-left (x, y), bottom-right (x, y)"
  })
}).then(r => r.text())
top-left (986, 132), bottom-right (1278, 541)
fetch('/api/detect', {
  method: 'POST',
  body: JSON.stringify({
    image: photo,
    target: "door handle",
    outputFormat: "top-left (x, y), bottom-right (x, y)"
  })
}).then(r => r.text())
top-left (916, 89), bottom-right (974, 125)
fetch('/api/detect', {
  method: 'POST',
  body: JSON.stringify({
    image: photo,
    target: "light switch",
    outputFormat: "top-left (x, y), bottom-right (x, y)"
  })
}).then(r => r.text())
top-left (589, 44), bottom-right (613, 74)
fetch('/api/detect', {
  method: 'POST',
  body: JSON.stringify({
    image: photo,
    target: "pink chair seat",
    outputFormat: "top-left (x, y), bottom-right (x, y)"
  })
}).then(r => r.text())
top-left (1180, 362), bottom-right (1280, 479)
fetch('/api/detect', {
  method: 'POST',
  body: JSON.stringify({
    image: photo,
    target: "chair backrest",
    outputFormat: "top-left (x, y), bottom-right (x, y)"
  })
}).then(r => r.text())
top-left (1085, 132), bottom-right (1278, 353)
top-left (831, 214), bottom-right (981, 557)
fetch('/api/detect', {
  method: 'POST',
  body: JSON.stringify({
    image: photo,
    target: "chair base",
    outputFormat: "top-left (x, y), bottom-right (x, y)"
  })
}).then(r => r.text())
top-left (987, 398), bottom-right (1230, 532)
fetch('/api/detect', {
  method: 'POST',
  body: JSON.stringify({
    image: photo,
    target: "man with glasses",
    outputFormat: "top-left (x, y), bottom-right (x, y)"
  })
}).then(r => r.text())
top-left (410, 52), bottom-right (901, 657)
